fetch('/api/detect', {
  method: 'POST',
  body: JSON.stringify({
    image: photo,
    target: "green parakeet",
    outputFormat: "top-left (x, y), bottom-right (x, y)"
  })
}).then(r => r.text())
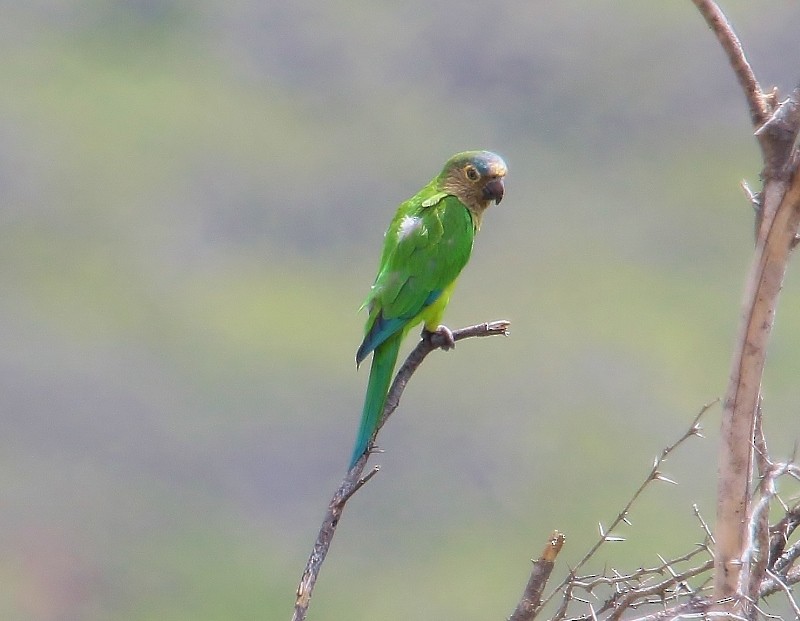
top-left (350, 150), bottom-right (507, 467)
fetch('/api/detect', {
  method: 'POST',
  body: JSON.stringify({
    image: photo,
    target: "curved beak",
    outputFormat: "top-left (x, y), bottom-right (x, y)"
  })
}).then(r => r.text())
top-left (482, 177), bottom-right (505, 205)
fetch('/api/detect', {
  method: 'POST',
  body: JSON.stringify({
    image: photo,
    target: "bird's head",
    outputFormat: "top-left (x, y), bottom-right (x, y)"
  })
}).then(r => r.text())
top-left (439, 151), bottom-right (507, 224)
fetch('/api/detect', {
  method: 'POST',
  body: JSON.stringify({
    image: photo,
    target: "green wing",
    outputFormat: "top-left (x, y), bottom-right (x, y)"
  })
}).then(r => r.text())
top-left (356, 192), bottom-right (475, 364)
top-left (350, 191), bottom-right (476, 466)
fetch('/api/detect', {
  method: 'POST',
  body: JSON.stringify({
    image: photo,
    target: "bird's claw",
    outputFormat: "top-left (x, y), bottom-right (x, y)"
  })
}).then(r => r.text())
top-left (422, 325), bottom-right (456, 351)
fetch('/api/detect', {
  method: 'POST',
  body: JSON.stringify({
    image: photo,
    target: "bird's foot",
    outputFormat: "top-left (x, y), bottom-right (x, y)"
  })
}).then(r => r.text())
top-left (422, 325), bottom-right (456, 351)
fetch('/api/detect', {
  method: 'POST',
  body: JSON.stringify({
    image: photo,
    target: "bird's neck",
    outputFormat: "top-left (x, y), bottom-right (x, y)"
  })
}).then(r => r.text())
top-left (440, 178), bottom-right (489, 232)
top-left (467, 208), bottom-right (481, 232)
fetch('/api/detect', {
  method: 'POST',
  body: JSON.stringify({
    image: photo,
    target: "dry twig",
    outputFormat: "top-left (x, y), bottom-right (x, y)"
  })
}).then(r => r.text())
top-left (539, 447), bottom-right (800, 620)
top-left (291, 320), bottom-right (510, 621)
top-left (542, 401), bottom-right (714, 620)
top-left (688, 0), bottom-right (770, 129)
top-left (536, 403), bottom-right (715, 621)
top-left (509, 531), bottom-right (566, 621)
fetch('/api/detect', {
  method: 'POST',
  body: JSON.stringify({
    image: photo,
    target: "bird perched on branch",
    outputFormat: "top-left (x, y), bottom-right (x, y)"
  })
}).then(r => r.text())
top-left (350, 150), bottom-right (507, 467)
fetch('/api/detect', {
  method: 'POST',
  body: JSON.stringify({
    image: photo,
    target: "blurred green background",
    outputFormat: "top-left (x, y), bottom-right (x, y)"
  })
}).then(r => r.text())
top-left (2, 1), bottom-right (800, 619)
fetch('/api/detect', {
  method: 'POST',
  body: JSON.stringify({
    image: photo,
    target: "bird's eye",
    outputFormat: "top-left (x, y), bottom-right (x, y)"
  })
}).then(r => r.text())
top-left (465, 165), bottom-right (480, 181)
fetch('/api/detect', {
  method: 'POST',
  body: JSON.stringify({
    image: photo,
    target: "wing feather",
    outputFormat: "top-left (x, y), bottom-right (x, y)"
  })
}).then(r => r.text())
top-left (356, 194), bottom-right (475, 362)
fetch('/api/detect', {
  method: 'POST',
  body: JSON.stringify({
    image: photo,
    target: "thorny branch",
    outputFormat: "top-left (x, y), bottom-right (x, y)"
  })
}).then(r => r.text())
top-left (540, 401), bottom-right (715, 619)
top-left (538, 404), bottom-right (716, 621)
top-left (537, 408), bottom-right (800, 621)
top-left (291, 320), bottom-right (510, 621)
top-left (689, 0), bottom-right (770, 129)
top-left (769, 502), bottom-right (800, 568)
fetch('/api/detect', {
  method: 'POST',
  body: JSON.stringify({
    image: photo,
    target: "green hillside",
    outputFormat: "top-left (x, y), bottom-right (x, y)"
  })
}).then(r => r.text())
top-left (1, 1), bottom-right (799, 619)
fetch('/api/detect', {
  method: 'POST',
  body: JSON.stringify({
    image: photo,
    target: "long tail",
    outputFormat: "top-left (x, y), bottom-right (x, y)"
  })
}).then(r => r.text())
top-left (349, 332), bottom-right (402, 467)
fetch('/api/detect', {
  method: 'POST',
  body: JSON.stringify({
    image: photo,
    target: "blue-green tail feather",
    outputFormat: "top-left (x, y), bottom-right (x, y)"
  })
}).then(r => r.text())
top-left (350, 332), bottom-right (403, 467)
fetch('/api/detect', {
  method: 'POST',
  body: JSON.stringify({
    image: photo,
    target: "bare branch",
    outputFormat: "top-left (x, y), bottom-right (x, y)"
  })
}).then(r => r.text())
top-left (509, 8), bottom-right (800, 621)
top-left (292, 459), bottom-right (376, 621)
top-left (688, 0), bottom-right (770, 128)
top-left (291, 320), bottom-right (510, 621)
top-left (544, 401), bottom-right (716, 620)
top-left (746, 402), bottom-right (772, 606)
top-left (754, 87), bottom-right (800, 184)
top-left (764, 568), bottom-right (800, 619)
top-left (377, 320), bottom-right (511, 438)
top-left (714, 156), bottom-right (800, 605)
top-left (689, 4), bottom-right (800, 609)
top-left (693, 503), bottom-right (716, 545)
top-left (760, 564), bottom-right (800, 598)
top-left (606, 559), bottom-right (715, 621)
top-left (742, 467), bottom-right (775, 609)
top-left (508, 531), bottom-right (565, 621)
top-left (769, 503), bottom-right (800, 569)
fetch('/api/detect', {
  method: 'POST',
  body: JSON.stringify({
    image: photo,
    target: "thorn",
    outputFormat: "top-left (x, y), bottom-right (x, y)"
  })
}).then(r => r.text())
top-left (658, 554), bottom-right (679, 578)
top-left (653, 471), bottom-right (678, 485)
top-left (741, 180), bottom-right (761, 212)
